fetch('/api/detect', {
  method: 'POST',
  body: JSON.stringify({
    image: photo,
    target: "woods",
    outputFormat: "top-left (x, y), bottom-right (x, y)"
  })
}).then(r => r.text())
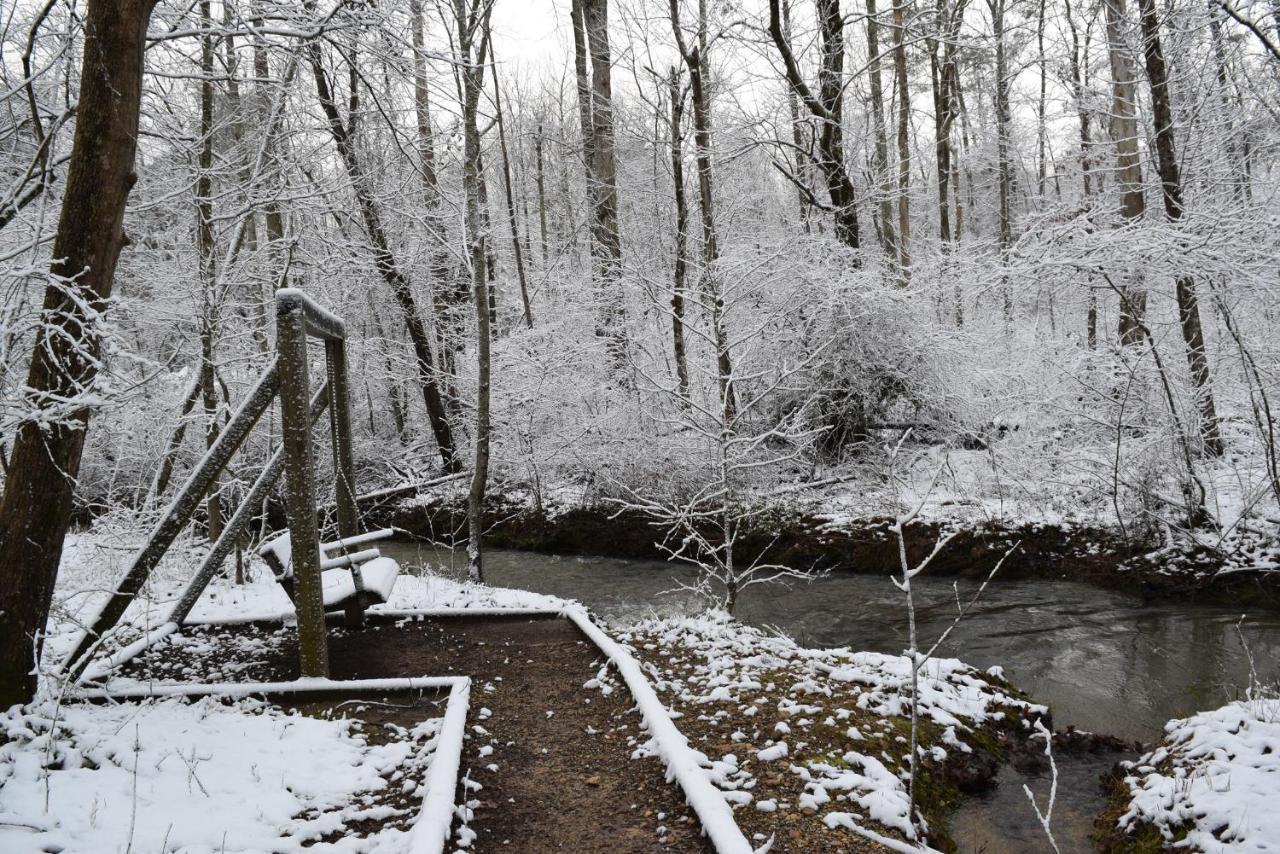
top-left (2, 1), bottom-right (1280, 850)
top-left (0, 0), bottom-right (1278, 726)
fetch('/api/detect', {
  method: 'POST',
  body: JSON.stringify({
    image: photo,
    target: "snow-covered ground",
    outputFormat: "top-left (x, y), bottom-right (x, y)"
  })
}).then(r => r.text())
top-left (1114, 694), bottom-right (1280, 852)
top-left (0, 694), bottom-right (442, 853)
top-left (613, 611), bottom-right (1046, 848)
top-left (17, 519), bottom-right (1280, 851)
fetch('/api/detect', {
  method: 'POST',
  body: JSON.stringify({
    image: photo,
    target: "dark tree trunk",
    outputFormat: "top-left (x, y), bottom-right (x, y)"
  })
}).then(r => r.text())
top-left (197, 0), bottom-right (223, 546)
top-left (669, 69), bottom-right (692, 405)
top-left (582, 0), bottom-right (628, 365)
top-left (868, 0), bottom-right (899, 260)
top-left (989, 0), bottom-right (1016, 321)
top-left (671, 0), bottom-right (738, 423)
top-left (1103, 0), bottom-right (1148, 345)
top-left (455, 0), bottom-right (493, 583)
top-left (303, 26), bottom-right (459, 472)
top-left (490, 51), bottom-right (534, 329)
top-left (0, 0), bottom-right (158, 708)
top-left (768, 0), bottom-right (862, 253)
top-left (892, 0), bottom-right (912, 283)
top-left (1136, 0), bottom-right (1224, 456)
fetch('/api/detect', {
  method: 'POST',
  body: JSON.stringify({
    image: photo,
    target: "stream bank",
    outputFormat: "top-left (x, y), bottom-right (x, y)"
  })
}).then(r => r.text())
top-left (367, 491), bottom-right (1280, 609)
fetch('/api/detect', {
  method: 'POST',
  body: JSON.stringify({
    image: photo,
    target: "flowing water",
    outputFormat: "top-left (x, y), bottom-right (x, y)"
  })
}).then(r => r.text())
top-left (378, 541), bottom-right (1280, 851)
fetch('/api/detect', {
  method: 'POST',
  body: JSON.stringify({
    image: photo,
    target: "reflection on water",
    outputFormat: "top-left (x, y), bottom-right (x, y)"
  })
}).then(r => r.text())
top-left (379, 541), bottom-right (1280, 850)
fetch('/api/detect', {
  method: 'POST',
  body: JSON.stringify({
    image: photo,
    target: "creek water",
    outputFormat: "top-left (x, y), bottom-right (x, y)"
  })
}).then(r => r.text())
top-left (379, 541), bottom-right (1280, 851)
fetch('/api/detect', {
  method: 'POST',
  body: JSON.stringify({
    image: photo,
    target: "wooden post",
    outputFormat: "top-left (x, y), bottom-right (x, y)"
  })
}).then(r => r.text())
top-left (325, 337), bottom-right (365, 628)
top-left (277, 300), bottom-right (329, 678)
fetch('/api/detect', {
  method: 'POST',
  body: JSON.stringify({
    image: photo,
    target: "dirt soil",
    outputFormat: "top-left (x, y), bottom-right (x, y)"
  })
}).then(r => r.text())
top-left (122, 616), bottom-right (716, 853)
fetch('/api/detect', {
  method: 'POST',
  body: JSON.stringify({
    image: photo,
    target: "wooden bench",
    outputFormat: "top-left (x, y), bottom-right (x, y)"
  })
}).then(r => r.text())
top-left (258, 528), bottom-right (399, 625)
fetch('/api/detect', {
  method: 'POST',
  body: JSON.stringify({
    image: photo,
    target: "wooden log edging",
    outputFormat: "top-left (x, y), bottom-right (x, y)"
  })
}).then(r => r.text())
top-left (77, 675), bottom-right (470, 854)
top-left (73, 604), bottom-right (759, 854)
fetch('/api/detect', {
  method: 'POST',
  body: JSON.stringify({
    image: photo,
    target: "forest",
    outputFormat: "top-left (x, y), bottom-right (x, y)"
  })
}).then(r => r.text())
top-left (1, 0), bottom-right (1279, 851)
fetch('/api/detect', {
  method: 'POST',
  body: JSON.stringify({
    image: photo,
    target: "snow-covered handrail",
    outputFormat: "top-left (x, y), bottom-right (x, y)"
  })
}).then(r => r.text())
top-left (71, 605), bottom-right (762, 853)
top-left (276, 287), bottom-right (346, 341)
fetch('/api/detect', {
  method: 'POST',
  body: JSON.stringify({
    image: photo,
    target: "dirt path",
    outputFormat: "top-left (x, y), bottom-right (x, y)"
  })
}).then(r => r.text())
top-left (124, 616), bottom-right (715, 853)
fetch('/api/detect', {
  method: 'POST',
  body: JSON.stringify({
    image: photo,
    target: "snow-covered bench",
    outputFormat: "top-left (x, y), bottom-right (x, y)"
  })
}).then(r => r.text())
top-left (258, 529), bottom-right (399, 618)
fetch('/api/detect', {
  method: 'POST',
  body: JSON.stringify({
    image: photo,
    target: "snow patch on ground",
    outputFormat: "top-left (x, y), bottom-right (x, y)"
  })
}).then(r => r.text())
top-left (0, 694), bottom-right (441, 853)
top-left (1116, 695), bottom-right (1280, 852)
top-left (613, 610), bottom-right (1043, 843)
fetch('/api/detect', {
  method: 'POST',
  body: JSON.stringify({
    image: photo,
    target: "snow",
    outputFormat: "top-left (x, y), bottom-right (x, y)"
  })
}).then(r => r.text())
top-left (0, 694), bottom-right (442, 853)
top-left (613, 611), bottom-right (1043, 845)
top-left (322, 556), bottom-right (400, 606)
top-left (1116, 695), bottom-right (1280, 852)
top-left (756, 741), bottom-right (788, 761)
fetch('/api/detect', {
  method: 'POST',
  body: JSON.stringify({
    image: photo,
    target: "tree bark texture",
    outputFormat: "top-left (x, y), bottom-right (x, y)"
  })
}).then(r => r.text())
top-left (0, 0), bottom-right (159, 707)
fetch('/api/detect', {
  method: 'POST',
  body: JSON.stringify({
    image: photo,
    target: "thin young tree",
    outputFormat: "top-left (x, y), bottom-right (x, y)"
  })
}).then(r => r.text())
top-left (454, 0), bottom-right (493, 582)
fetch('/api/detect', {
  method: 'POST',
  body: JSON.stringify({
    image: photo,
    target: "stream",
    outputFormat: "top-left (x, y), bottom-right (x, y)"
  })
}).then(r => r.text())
top-left (379, 541), bottom-right (1280, 851)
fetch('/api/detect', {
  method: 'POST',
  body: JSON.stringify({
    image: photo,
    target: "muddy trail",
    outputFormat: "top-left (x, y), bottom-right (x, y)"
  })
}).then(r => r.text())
top-left (122, 616), bottom-right (714, 854)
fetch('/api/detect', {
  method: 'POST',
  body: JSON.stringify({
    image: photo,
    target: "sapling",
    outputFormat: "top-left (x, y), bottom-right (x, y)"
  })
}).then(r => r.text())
top-left (886, 434), bottom-right (1021, 838)
top-left (1022, 718), bottom-right (1062, 854)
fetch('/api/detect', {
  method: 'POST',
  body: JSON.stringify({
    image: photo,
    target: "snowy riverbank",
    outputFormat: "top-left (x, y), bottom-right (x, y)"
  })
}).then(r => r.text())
top-left (1101, 695), bottom-right (1280, 852)
top-left (374, 479), bottom-right (1280, 608)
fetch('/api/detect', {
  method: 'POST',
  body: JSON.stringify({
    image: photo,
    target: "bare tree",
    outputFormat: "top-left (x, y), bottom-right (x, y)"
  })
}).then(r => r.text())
top-left (768, 0), bottom-right (862, 252)
top-left (1136, 0), bottom-right (1224, 455)
top-left (668, 68), bottom-right (692, 405)
top-left (454, 0), bottom-right (494, 582)
top-left (302, 9), bottom-right (459, 472)
top-left (0, 0), bottom-right (159, 707)
top-left (1102, 0), bottom-right (1148, 345)
top-left (893, 0), bottom-right (913, 283)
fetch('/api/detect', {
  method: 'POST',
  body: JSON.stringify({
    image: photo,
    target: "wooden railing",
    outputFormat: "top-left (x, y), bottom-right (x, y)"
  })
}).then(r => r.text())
top-left (65, 288), bottom-right (359, 679)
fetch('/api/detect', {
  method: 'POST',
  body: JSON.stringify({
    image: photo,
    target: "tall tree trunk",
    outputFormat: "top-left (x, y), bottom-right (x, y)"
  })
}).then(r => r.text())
top-left (254, 1), bottom-right (286, 320)
top-left (455, 0), bottom-right (493, 582)
top-left (409, 0), bottom-right (462, 414)
top-left (582, 0), bottom-right (628, 365)
top-left (535, 123), bottom-right (550, 264)
top-left (490, 52), bottom-right (534, 329)
top-left (1102, 0), bottom-right (1148, 345)
top-left (1137, 0), bottom-right (1224, 456)
top-left (893, 0), bottom-right (912, 283)
top-left (929, 0), bottom-right (961, 244)
top-left (1207, 0), bottom-right (1248, 199)
top-left (989, 0), bottom-right (1016, 321)
top-left (1036, 0), bottom-right (1048, 196)
top-left (571, 0), bottom-right (596, 229)
top-left (1065, 0), bottom-right (1099, 347)
top-left (197, 0), bottom-right (223, 546)
top-left (768, 0), bottom-right (862, 252)
top-left (781, 0), bottom-right (814, 231)
top-left (868, 0), bottom-right (899, 258)
top-left (669, 68), bottom-right (692, 405)
top-left (303, 22), bottom-right (459, 472)
top-left (0, 0), bottom-right (158, 708)
top-left (671, 0), bottom-right (737, 422)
